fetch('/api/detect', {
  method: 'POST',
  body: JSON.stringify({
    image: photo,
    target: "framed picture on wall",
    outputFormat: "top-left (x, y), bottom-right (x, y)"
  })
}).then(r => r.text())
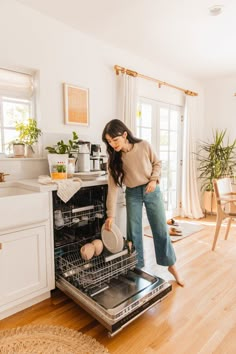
top-left (63, 83), bottom-right (89, 126)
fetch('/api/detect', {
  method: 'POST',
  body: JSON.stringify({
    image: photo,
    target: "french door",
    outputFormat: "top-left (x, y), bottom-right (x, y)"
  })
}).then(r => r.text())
top-left (136, 98), bottom-right (183, 217)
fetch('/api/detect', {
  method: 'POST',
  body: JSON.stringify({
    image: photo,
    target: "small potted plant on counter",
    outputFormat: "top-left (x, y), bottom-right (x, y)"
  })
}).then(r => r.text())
top-left (15, 118), bottom-right (42, 157)
top-left (45, 131), bottom-right (79, 178)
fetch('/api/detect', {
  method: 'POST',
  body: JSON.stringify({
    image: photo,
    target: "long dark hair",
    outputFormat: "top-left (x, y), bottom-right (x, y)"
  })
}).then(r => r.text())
top-left (102, 119), bottom-right (142, 186)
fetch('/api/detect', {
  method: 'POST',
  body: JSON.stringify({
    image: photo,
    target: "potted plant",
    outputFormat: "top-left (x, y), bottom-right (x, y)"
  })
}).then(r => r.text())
top-left (45, 131), bottom-right (80, 178)
top-left (11, 140), bottom-right (25, 157)
top-left (15, 118), bottom-right (42, 157)
top-left (195, 129), bottom-right (236, 213)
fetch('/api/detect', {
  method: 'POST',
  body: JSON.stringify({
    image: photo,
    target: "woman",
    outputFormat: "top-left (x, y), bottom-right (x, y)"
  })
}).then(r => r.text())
top-left (102, 119), bottom-right (184, 286)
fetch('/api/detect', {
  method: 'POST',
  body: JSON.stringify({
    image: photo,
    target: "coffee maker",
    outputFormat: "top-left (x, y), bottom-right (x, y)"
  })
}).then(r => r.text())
top-left (90, 144), bottom-right (102, 171)
top-left (75, 141), bottom-right (90, 172)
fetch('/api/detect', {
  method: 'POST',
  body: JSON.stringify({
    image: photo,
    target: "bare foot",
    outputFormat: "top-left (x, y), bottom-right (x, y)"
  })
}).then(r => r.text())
top-left (168, 265), bottom-right (185, 287)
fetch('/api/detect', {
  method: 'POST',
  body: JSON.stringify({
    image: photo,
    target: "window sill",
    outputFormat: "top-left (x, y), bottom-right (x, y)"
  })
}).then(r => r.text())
top-left (0, 157), bottom-right (47, 161)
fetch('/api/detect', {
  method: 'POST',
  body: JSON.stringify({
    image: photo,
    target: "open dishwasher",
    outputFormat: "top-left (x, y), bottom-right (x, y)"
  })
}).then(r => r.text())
top-left (53, 183), bottom-right (172, 337)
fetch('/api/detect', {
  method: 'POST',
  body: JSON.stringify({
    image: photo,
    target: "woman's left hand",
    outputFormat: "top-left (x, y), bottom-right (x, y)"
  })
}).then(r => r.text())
top-left (145, 181), bottom-right (156, 193)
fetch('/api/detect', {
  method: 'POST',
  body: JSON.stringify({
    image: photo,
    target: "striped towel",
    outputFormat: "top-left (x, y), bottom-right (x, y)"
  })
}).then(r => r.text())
top-left (55, 178), bottom-right (82, 203)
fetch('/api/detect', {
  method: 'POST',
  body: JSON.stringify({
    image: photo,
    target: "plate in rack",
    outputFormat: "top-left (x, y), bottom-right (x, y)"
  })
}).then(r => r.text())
top-left (101, 223), bottom-right (124, 254)
top-left (73, 171), bottom-right (106, 180)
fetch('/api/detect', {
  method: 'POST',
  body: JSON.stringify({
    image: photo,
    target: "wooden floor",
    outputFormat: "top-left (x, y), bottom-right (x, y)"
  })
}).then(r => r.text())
top-left (1, 216), bottom-right (236, 354)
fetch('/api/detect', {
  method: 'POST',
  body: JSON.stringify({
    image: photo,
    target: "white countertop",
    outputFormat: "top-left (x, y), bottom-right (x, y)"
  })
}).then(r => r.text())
top-left (1, 176), bottom-right (108, 193)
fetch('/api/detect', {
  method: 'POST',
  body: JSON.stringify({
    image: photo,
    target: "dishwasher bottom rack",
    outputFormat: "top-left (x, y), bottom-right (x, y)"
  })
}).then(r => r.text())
top-left (56, 249), bottom-right (138, 290)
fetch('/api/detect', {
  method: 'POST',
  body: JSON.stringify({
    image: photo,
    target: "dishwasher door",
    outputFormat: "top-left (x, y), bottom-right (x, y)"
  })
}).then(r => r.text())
top-left (55, 247), bottom-right (172, 337)
top-left (53, 185), bottom-right (172, 336)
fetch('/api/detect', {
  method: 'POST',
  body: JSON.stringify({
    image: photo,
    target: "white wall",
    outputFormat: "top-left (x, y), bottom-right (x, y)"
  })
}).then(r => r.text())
top-left (203, 76), bottom-right (236, 142)
top-left (0, 0), bottom-right (205, 179)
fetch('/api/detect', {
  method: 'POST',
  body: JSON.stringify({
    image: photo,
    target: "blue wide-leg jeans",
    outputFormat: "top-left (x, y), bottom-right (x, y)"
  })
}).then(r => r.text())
top-left (125, 184), bottom-right (176, 268)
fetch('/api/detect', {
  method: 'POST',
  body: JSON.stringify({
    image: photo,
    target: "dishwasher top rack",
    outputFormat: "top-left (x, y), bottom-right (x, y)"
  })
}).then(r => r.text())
top-left (54, 201), bottom-right (104, 230)
top-left (56, 247), bottom-right (138, 290)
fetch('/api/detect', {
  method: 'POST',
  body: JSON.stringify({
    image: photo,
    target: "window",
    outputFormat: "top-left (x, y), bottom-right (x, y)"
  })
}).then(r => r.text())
top-left (136, 98), bottom-right (183, 217)
top-left (0, 68), bottom-right (35, 154)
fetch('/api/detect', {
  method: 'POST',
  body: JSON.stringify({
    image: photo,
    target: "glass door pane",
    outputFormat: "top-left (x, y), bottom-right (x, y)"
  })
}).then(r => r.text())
top-left (136, 103), bottom-right (152, 144)
top-left (159, 105), bottom-right (181, 215)
top-left (136, 99), bottom-right (182, 217)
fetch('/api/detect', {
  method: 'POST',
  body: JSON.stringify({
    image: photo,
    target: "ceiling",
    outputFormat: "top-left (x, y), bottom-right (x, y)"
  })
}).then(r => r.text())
top-left (16, 0), bottom-right (236, 80)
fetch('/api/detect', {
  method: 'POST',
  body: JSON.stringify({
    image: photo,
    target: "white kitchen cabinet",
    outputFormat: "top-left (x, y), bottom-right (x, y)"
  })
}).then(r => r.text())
top-left (0, 222), bottom-right (54, 319)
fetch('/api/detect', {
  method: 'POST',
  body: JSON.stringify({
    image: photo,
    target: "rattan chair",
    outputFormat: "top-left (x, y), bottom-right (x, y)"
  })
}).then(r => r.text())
top-left (212, 178), bottom-right (236, 250)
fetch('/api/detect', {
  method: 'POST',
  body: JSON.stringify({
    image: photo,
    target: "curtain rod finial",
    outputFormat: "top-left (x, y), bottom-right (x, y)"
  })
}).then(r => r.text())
top-left (114, 65), bottom-right (120, 75)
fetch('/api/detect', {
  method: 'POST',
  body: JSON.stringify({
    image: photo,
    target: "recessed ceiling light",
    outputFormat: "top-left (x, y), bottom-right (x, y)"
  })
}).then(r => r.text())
top-left (209, 5), bottom-right (224, 16)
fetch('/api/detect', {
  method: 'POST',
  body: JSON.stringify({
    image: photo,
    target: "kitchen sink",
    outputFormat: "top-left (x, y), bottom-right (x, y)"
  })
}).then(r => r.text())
top-left (0, 186), bottom-right (35, 197)
top-left (0, 182), bottom-right (50, 232)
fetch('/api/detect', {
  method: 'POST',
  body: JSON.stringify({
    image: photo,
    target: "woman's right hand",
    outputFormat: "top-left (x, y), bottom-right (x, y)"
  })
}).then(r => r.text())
top-left (104, 217), bottom-right (113, 230)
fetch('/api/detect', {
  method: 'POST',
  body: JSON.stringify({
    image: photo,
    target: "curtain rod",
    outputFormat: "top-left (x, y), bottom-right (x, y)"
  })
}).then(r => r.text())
top-left (114, 65), bottom-right (198, 97)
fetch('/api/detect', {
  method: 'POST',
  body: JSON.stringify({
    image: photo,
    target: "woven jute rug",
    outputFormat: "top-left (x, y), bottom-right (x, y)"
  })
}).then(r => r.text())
top-left (0, 324), bottom-right (109, 354)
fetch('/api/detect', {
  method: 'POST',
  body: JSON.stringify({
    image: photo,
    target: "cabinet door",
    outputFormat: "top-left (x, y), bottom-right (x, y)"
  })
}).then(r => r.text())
top-left (0, 226), bottom-right (47, 307)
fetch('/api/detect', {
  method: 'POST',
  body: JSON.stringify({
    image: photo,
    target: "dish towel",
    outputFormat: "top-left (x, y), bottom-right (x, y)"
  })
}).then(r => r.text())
top-left (38, 176), bottom-right (82, 203)
top-left (55, 178), bottom-right (82, 203)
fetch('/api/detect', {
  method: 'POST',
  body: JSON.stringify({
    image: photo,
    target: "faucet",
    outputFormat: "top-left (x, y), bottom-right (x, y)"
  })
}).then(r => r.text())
top-left (0, 173), bottom-right (9, 182)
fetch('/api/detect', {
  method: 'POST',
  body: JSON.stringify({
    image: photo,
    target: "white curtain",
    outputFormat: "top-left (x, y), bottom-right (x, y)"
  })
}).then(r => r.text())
top-left (116, 73), bottom-right (137, 131)
top-left (0, 68), bottom-right (34, 98)
top-left (181, 95), bottom-right (204, 219)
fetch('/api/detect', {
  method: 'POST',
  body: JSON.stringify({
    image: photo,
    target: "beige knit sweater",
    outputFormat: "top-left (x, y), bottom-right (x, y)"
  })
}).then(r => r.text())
top-left (106, 140), bottom-right (162, 218)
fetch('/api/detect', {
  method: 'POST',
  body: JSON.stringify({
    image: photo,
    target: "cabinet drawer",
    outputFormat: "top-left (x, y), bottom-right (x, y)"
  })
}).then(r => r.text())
top-left (0, 192), bottom-right (49, 232)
